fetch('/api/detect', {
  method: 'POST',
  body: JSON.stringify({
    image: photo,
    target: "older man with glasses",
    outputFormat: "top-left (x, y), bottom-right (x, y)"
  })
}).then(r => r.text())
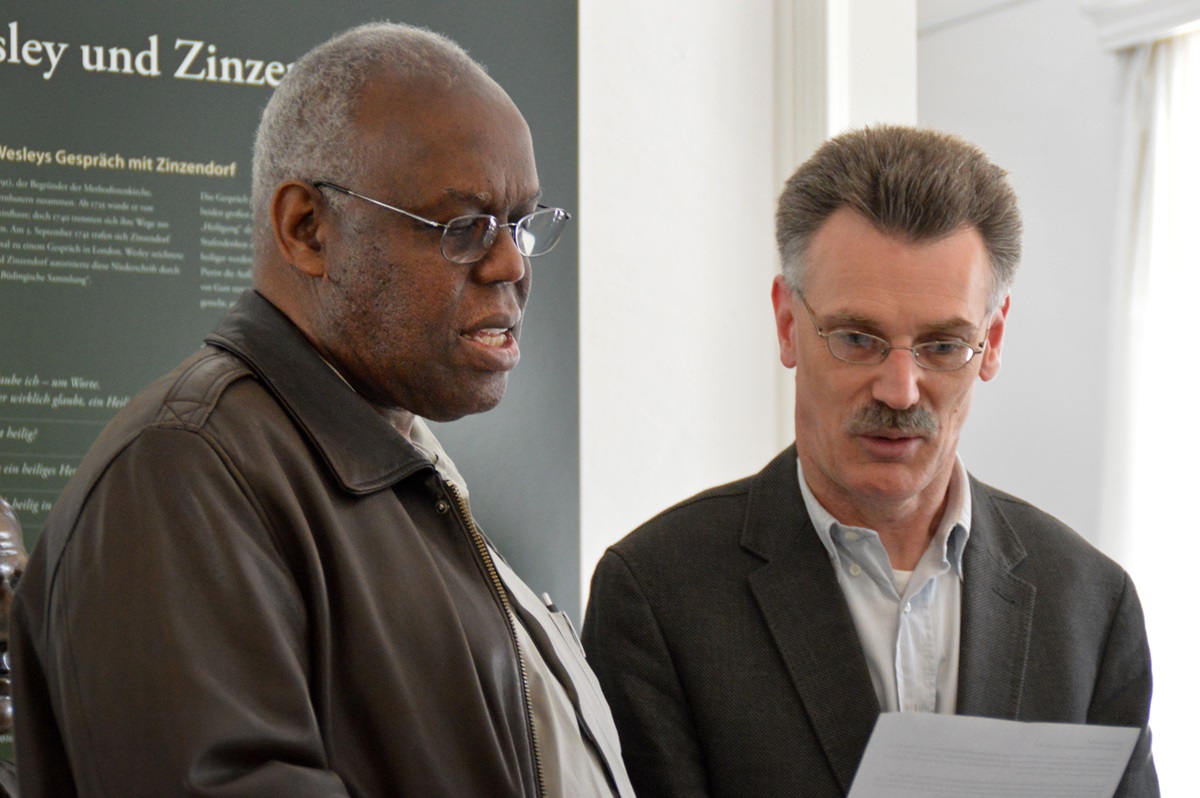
top-left (12, 22), bottom-right (632, 798)
top-left (582, 125), bottom-right (1159, 798)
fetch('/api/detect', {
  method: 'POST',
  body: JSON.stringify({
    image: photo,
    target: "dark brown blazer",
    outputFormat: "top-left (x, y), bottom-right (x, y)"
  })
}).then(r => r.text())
top-left (582, 448), bottom-right (1158, 797)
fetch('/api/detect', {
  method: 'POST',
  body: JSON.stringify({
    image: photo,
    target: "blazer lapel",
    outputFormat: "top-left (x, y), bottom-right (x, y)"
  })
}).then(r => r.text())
top-left (744, 450), bottom-right (881, 794)
top-left (957, 477), bottom-right (1036, 719)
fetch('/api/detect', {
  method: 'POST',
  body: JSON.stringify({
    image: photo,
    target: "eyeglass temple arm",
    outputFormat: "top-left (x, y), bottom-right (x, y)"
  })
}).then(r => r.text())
top-left (312, 181), bottom-right (443, 230)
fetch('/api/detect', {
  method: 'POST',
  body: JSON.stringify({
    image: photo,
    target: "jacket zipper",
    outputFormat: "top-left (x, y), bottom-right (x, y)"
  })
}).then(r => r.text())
top-left (446, 482), bottom-right (546, 798)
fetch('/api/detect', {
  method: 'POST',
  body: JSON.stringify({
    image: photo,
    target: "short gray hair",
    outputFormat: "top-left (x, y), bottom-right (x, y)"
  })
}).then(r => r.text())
top-left (251, 22), bottom-right (486, 255)
top-left (775, 125), bottom-right (1022, 310)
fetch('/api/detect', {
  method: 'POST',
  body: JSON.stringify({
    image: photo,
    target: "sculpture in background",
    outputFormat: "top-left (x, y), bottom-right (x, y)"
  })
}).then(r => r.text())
top-left (0, 496), bottom-right (25, 796)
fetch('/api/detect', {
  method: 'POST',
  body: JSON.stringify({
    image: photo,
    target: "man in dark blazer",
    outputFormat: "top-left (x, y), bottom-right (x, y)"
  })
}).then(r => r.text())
top-left (582, 126), bottom-right (1157, 797)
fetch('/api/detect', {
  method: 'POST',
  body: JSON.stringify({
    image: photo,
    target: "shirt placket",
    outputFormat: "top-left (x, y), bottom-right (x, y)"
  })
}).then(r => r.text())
top-left (895, 553), bottom-right (951, 713)
top-left (895, 582), bottom-right (936, 712)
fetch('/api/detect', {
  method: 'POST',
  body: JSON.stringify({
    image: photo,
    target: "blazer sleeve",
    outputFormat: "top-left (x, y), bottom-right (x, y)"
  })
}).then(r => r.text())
top-left (582, 548), bottom-right (713, 797)
top-left (1092, 572), bottom-right (1159, 798)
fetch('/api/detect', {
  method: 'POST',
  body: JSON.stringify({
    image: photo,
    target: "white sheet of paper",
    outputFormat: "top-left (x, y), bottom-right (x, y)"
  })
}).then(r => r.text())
top-left (848, 713), bottom-right (1139, 798)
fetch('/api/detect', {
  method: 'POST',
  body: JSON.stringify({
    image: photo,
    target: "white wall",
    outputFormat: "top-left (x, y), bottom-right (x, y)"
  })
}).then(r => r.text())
top-left (578, 0), bottom-right (1129, 571)
top-left (920, 5), bottom-right (1199, 794)
top-left (917, 0), bottom-right (1124, 543)
top-left (920, 8), bottom-right (1198, 790)
top-left (578, 0), bottom-right (782, 607)
top-left (578, 0), bottom-right (1129, 576)
top-left (577, 0), bottom-right (919, 610)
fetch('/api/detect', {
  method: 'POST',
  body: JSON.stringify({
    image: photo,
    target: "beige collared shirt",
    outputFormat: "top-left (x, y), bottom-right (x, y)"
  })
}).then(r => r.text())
top-left (411, 420), bottom-right (633, 798)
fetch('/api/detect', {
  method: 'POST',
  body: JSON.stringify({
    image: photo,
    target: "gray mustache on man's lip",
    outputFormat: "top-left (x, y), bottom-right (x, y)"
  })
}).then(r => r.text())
top-left (846, 401), bottom-right (939, 436)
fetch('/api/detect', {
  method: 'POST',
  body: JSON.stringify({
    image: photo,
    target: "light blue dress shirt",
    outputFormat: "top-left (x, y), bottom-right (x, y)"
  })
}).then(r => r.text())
top-left (796, 458), bottom-right (972, 714)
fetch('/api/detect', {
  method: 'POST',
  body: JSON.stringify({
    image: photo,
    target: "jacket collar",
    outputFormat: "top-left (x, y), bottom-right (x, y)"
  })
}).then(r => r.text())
top-left (956, 477), bottom-right (1035, 718)
top-left (741, 448), bottom-right (882, 793)
top-left (739, 451), bottom-right (1041, 782)
top-left (739, 450), bottom-right (1038, 788)
top-left (205, 290), bottom-right (432, 495)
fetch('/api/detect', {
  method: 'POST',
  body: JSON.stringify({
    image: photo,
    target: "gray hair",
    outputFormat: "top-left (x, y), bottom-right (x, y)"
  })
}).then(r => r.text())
top-left (251, 22), bottom-right (486, 255)
top-left (775, 125), bottom-right (1022, 310)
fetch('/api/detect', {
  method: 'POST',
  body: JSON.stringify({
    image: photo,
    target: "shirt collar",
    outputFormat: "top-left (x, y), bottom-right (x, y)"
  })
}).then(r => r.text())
top-left (409, 418), bottom-right (470, 499)
top-left (796, 456), bottom-right (972, 579)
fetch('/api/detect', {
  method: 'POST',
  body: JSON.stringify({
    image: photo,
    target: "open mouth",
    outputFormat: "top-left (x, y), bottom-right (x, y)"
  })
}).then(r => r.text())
top-left (459, 324), bottom-right (520, 371)
top-left (462, 328), bottom-right (512, 348)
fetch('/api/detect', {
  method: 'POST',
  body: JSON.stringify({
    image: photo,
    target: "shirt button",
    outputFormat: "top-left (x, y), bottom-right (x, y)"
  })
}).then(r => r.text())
top-left (903, 602), bottom-right (912, 613)
top-left (849, 564), bottom-right (862, 577)
top-left (844, 531), bottom-right (859, 542)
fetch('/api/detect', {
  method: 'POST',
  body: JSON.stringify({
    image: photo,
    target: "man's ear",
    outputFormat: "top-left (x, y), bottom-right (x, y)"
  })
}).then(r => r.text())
top-left (771, 274), bottom-right (800, 369)
top-left (978, 292), bottom-right (1010, 382)
top-left (271, 181), bottom-right (330, 278)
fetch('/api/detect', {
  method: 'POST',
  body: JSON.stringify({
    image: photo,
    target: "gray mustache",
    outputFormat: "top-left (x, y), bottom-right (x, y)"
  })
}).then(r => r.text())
top-left (846, 401), bottom-right (938, 437)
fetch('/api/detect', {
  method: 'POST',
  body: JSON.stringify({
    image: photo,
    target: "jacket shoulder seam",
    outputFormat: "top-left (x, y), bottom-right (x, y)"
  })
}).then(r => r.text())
top-left (155, 349), bottom-right (253, 428)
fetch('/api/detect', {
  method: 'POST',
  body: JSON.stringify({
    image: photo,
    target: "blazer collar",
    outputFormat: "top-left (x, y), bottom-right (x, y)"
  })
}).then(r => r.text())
top-left (957, 477), bottom-right (1035, 718)
top-left (205, 290), bottom-right (432, 495)
top-left (739, 454), bottom-right (1041, 784)
top-left (742, 447), bottom-right (882, 793)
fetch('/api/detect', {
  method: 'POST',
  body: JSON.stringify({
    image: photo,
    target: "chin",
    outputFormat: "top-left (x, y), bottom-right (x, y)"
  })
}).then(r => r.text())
top-left (864, 469), bottom-right (941, 501)
top-left (419, 382), bottom-right (509, 422)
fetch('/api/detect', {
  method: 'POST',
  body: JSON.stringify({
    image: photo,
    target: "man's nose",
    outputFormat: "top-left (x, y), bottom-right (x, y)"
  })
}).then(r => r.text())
top-left (870, 347), bottom-right (922, 410)
top-left (474, 228), bottom-right (528, 284)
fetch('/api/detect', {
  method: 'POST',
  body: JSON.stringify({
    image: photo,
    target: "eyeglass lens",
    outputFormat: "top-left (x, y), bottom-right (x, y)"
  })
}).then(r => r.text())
top-left (441, 216), bottom-right (499, 263)
top-left (514, 208), bottom-right (567, 257)
top-left (442, 208), bottom-right (568, 264)
top-left (826, 332), bottom-right (974, 370)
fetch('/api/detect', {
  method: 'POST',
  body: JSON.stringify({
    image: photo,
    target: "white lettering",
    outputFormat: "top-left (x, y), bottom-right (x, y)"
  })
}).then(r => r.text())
top-left (0, 21), bottom-right (71, 80)
top-left (173, 38), bottom-right (206, 81)
top-left (244, 58), bottom-right (265, 86)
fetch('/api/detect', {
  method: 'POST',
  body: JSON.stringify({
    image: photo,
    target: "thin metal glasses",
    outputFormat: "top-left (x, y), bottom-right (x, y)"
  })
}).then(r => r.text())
top-left (313, 181), bottom-right (571, 264)
top-left (799, 293), bottom-right (987, 371)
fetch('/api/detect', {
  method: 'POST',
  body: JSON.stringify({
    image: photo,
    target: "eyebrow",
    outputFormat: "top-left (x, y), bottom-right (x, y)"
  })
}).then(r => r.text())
top-left (444, 188), bottom-right (491, 204)
top-left (443, 187), bottom-right (544, 208)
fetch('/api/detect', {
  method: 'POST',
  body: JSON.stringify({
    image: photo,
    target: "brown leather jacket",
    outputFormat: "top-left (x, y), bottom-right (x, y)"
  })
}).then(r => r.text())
top-left (13, 291), bottom-right (548, 796)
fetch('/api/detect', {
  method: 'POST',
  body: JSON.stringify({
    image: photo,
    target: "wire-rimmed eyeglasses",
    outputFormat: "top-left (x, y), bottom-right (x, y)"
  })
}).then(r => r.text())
top-left (798, 293), bottom-right (987, 371)
top-left (313, 181), bottom-right (571, 265)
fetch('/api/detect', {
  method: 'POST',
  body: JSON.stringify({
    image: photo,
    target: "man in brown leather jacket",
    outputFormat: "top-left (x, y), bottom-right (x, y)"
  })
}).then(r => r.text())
top-left (12, 23), bottom-right (634, 798)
